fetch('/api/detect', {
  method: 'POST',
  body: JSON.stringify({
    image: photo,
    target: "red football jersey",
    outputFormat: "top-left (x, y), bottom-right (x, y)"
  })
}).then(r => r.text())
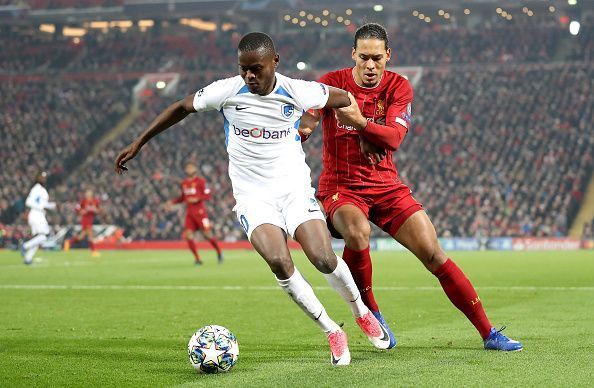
top-left (78, 198), bottom-right (100, 219)
top-left (318, 68), bottom-right (413, 193)
top-left (172, 177), bottom-right (212, 214)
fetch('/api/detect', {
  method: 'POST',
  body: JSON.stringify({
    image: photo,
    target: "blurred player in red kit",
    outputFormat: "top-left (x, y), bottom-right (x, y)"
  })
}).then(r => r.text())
top-left (300, 23), bottom-right (522, 351)
top-left (167, 162), bottom-right (223, 265)
top-left (65, 189), bottom-right (101, 257)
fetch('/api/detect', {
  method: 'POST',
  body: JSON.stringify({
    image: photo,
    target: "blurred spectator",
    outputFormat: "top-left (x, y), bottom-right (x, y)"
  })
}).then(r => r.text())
top-left (1, 19), bottom-right (592, 244)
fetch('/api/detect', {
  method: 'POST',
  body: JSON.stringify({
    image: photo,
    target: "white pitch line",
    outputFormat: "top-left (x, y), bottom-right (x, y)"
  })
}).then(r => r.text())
top-left (0, 285), bottom-right (593, 291)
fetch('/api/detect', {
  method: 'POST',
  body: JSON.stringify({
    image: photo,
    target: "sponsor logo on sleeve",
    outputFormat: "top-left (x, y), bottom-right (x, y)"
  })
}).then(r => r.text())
top-left (319, 83), bottom-right (327, 95)
top-left (396, 103), bottom-right (412, 128)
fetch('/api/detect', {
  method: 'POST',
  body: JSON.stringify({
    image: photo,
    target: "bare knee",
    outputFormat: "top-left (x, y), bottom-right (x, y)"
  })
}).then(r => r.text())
top-left (267, 255), bottom-right (294, 279)
top-left (343, 222), bottom-right (371, 250)
top-left (308, 249), bottom-right (337, 274)
top-left (419, 245), bottom-right (447, 272)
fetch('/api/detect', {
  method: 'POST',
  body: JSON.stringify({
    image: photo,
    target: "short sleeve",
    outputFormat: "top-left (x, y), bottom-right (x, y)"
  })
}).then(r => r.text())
top-left (193, 78), bottom-right (238, 112)
top-left (386, 78), bottom-right (413, 130)
top-left (284, 79), bottom-right (330, 111)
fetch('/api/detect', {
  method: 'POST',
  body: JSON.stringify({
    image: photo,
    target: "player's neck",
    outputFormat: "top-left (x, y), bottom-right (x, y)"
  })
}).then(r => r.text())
top-left (260, 76), bottom-right (277, 96)
top-left (351, 67), bottom-right (382, 90)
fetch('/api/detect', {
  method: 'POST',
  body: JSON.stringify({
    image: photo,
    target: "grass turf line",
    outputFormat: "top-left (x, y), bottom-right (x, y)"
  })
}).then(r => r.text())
top-left (0, 249), bottom-right (593, 387)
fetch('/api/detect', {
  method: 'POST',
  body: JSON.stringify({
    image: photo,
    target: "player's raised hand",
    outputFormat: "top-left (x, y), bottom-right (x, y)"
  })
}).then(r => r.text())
top-left (359, 136), bottom-right (387, 165)
top-left (335, 92), bottom-right (367, 131)
top-left (115, 142), bottom-right (141, 174)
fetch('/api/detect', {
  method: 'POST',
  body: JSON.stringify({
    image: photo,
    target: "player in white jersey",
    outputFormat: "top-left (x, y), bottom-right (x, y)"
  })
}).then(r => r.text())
top-left (21, 171), bottom-right (56, 264)
top-left (115, 32), bottom-right (390, 365)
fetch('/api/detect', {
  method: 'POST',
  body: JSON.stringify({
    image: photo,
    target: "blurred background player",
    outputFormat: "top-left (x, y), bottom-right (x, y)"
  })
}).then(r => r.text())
top-left (166, 162), bottom-right (223, 265)
top-left (20, 171), bottom-right (56, 265)
top-left (301, 23), bottom-right (522, 351)
top-left (64, 189), bottom-right (101, 257)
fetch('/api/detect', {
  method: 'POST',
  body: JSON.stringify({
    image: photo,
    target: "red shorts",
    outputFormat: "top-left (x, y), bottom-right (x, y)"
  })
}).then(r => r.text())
top-left (81, 216), bottom-right (94, 229)
top-left (184, 213), bottom-right (211, 232)
top-left (317, 184), bottom-right (423, 238)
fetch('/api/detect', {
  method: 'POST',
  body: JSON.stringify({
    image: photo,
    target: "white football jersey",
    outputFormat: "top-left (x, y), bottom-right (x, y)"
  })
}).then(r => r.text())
top-left (25, 183), bottom-right (56, 215)
top-left (193, 72), bottom-right (330, 199)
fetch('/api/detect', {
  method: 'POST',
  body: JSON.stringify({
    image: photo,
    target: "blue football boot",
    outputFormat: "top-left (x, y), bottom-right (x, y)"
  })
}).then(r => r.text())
top-left (372, 311), bottom-right (397, 349)
top-left (484, 326), bottom-right (523, 351)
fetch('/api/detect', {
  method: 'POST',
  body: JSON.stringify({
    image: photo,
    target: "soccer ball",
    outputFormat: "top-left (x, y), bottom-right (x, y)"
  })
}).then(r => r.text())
top-left (187, 325), bottom-right (239, 373)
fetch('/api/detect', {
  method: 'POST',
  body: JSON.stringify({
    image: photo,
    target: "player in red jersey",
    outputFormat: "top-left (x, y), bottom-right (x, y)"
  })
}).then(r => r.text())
top-left (166, 162), bottom-right (223, 265)
top-left (301, 23), bottom-right (522, 351)
top-left (65, 189), bottom-right (101, 257)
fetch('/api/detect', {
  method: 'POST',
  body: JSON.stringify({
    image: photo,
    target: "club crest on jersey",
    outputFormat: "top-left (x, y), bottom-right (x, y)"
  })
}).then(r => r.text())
top-left (376, 99), bottom-right (385, 116)
top-left (281, 104), bottom-right (294, 118)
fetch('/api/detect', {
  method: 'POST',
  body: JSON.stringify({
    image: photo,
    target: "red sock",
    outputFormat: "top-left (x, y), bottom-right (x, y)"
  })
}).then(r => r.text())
top-left (70, 237), bottom-right (79, 245)
top-left (89, 240), bottom-right (95, 251)
top-left (187, 239), bottom-right (200, 261)
top-left (208, 238), bottom-right (222, 256)
top-left (433, 259), bottom-right (492, 339)
top-left (342, 246), bottom-right (379, 312)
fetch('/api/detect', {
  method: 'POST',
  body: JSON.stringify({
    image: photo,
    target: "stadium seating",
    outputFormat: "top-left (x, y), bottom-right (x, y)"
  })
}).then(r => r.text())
top-left (3, 21), bottom-right (588, 75)
top-left (1, 18), bottom-right (592, 244)
top-left (0, 79), bottom-right (132, 224)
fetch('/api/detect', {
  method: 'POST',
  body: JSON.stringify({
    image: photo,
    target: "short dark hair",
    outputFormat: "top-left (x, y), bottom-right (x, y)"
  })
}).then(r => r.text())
top-left (238, 32), bottom-right (276, 55)
top-left (353, 23), bottom-right (389, 49)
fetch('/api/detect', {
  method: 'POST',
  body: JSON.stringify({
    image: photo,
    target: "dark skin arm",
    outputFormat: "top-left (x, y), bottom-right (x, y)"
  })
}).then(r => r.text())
top-left (115, 94), bottom-right (196, 174)
top-left (325, 86), bottom-right (351, 109)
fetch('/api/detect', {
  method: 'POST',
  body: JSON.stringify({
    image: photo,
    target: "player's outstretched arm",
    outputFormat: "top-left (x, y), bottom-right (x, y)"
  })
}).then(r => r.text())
top-left (115, 94), bottom-right (196, 174)
top-left (324, 86), bottom-right (351, 109)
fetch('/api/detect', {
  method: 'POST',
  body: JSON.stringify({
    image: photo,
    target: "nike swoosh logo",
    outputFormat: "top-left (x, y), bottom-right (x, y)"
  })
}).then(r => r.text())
top-left (331, 353), bottom-right (341, 365)
top-left (308, 209), bottom-right (320, 213)
top-left (235, 106), bottom-right (249, 111)
top-left (379, 322), bottom-right (390, 342)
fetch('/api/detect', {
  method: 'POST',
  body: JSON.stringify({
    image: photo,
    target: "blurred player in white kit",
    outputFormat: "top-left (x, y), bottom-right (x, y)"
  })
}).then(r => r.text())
top-left (21, 171), bottom-right (56, 265)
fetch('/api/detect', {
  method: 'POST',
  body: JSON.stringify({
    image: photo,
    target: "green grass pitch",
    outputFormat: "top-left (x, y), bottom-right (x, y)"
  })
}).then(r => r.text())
top-left (1, 248), bottom-right (593, 387)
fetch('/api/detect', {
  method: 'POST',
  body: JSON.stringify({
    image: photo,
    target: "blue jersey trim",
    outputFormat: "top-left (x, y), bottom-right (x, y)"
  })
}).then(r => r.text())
top-left (275, 86), bottom-right (293, 99)
top-left (237, 85), bottom-right (250, 95)
top-left (220, 109), bottom-right (230, 146)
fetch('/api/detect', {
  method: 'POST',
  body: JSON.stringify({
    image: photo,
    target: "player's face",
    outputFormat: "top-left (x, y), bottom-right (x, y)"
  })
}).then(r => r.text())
top-left (352, 39), bottom-right (391, 87)
top-left (37, 173), bottom-right (47, 185)
top-left (238, 49), bottom-right (279, 95)
top-left (185, 163), bottom-right (197, 177)
top-left (85, 190), bottom-right (93, 199)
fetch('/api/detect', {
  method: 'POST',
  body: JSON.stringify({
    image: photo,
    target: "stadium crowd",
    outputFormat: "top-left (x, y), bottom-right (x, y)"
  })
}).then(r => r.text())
top-left (1, 0), bottom-right (122, 9)
top-left (1, 16), bottom-right (592, 244)
top-left (0, 80), bottom-right (131, 222)
top-left (397, 64), bottom-right (593, 237)
top-left (57, 74), bottom-right (240, 241)
top-left (2, 19), bottom-right (590, 75)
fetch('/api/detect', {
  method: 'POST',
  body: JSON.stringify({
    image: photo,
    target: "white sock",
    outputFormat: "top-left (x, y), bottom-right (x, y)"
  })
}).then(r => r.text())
top-left (276, 267), bottom-right (340, 334)
top-left (25, 245), bottom-right (39, 262)
top-left (324, 256), bottom-right (369, 318)
top-left (23, 234), bottom-right (47, 250)
top-left (24, 235), bottom-right (47, 262)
